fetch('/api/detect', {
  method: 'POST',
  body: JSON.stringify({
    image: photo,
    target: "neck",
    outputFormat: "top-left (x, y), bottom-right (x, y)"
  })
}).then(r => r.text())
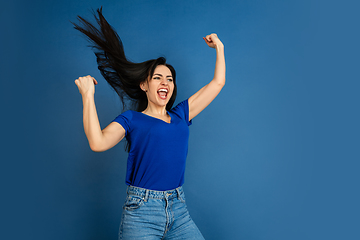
top-left (142, 103), bottom-right (167, 116)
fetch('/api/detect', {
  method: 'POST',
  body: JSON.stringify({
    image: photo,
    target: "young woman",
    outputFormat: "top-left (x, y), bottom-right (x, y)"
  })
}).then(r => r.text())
top-left (73, 8), bottom-right (225, 240)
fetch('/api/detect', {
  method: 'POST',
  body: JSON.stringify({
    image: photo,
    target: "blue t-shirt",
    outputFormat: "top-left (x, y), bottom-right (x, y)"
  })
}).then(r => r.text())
top-left (113, 99), bottom-right (192, 191)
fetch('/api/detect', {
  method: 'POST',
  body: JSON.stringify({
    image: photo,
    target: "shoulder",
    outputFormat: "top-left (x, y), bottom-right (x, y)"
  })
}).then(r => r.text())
top-left (169, 99), bottom-right (192, 126)
top-left (170, 99), bottom-right (189, 112)
top-left (113, 110), bottom-right (134, 122)
top-left (112, 110), bottom-right (136, 133)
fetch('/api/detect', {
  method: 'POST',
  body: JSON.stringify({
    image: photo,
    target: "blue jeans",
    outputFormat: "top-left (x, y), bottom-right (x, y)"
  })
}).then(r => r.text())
top-left (119, 185), bottom-right (205, 240)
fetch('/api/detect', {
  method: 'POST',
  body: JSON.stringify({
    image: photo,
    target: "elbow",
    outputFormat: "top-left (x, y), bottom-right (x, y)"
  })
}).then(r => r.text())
top-left (89, 143), bottom-right (105, 152)
top-left (217, 78), bottom-right (225, 88)
top-left (91, 148), bottom-right (103, 153)
top-left (213, 77), bottom-right (225, 87)
top-left (220, 79), bottom-right (225, 87)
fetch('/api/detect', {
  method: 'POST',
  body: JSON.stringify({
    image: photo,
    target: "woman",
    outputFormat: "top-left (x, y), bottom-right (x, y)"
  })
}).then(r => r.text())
top-left (73, 8), bottom-right (225, 240)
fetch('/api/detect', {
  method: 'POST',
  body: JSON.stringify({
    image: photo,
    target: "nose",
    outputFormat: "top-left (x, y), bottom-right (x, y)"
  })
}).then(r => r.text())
top-left (161, 79), bottom-right (168, 85)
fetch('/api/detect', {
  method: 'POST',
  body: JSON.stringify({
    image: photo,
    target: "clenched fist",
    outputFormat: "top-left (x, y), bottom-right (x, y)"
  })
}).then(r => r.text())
top-left (203, 33), bottom-right (224, 49)
top-left (74, 75), bottom-right (98, 96)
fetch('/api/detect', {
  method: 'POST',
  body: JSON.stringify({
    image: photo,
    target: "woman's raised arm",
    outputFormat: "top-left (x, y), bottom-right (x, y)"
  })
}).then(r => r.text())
top-left (75, 75), bottom-right (125, 152)
top-left (188, 33), bottom-right (226, 121)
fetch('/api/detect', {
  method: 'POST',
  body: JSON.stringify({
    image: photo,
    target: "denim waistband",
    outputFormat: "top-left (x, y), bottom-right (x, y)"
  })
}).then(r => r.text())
top-left (127, 185), bottom-right (184, 201)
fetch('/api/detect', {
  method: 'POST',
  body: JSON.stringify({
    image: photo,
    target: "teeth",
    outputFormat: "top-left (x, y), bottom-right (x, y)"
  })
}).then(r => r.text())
top-left (158, 89), bottom-right (168, 93)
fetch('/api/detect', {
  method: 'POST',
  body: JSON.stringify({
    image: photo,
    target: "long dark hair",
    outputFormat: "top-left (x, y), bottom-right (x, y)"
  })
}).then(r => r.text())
top-left (72, 7), bottom-right (177, 112)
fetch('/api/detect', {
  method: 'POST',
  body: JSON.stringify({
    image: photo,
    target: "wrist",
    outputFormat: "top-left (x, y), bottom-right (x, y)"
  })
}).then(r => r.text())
top-left (82, 92), bottom-right (95, 101)
top-left (215, 43), bottom-right (224, 50)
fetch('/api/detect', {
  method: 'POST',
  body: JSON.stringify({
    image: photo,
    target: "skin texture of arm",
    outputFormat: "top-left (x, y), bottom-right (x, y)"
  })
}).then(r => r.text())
top-left (188, 33), bottom-right (226, 121)
top-left (75, 76), bottom-right (125, 152)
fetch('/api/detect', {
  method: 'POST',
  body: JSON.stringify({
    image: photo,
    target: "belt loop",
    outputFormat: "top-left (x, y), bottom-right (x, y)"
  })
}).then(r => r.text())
top-left (176, 187), bottom-right (181, 200)
top-left (144, 189), bottom-right (149, 202)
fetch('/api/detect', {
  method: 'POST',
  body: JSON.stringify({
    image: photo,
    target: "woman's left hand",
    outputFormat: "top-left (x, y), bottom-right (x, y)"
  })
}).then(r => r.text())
top-left (203, 33), bottom-right (224, 49)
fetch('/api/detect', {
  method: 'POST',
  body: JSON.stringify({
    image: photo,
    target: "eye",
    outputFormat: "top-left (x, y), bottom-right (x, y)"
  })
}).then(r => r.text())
top-left (153, 77), bottom-right (160, 80)
top-left (167, 78), bottom-right (173, 82)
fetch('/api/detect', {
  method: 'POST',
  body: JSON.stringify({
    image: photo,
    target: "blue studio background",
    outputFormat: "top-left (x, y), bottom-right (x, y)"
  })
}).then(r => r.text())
top-left (1, 0), bottom-right (359, 239)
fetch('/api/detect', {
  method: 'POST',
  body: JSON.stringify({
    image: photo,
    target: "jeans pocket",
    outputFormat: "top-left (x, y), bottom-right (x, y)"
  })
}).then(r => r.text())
top-left (123, 195), bottom-right (145, 211)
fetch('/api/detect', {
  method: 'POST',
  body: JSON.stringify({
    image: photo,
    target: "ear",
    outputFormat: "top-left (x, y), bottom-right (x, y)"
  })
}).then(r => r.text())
top-left (140, 81), bottom-right (147, 92)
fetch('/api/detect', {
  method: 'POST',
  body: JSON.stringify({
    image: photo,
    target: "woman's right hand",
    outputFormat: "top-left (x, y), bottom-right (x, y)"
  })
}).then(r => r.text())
top-left (74, 75), bottom-right (98, 96)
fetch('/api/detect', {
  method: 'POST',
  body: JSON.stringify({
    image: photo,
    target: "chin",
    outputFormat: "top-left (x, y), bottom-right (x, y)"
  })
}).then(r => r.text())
top-left (157, 97), bottom-right (172, 106)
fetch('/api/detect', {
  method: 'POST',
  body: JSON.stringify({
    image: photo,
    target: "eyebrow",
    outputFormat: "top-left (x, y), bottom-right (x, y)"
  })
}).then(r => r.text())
top-left (154, 73), bottom-right (172, 78)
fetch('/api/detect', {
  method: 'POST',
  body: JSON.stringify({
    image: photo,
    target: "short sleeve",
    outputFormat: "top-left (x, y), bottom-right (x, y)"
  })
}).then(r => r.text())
top-left (170, 99), bottom-right (192, 126)
top-left (112, 110), bottom-right (133, 136)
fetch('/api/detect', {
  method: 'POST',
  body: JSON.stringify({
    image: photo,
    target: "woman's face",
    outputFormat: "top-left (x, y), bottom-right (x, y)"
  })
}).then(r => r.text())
top-left (141, 65), bottom-right (174, 109)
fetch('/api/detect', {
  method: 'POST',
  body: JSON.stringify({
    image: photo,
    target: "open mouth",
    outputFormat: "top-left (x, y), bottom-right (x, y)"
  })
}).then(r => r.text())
top-left (157, 88), bottom-right (168, 100)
